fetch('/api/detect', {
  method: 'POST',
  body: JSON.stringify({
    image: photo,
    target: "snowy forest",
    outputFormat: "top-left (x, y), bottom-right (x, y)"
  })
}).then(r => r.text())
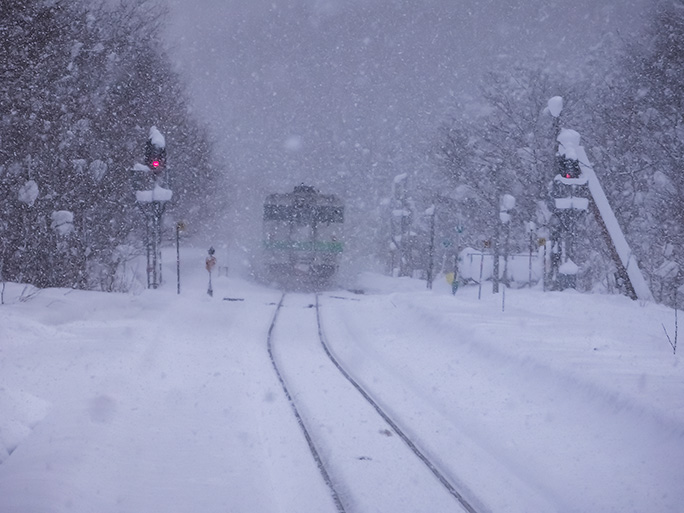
top-left (0, 0), bottom-right (216, 291)
top-left (1, 0), bottom-right (683, 305)
top-left (400, 1), bottom-right (684, 305)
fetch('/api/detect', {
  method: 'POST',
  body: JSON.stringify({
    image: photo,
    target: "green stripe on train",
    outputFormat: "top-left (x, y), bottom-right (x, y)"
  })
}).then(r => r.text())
top-left (263, 240), bottom-right (343, 252)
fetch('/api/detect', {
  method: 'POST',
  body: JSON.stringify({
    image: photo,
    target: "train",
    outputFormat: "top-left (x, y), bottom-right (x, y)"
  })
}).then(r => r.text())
top-left (262, 185), bottom-right (344, 287)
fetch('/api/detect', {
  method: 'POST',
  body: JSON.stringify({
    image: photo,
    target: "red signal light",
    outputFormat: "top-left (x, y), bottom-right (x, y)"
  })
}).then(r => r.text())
top-left (152, 160), bottom-right (160, 168)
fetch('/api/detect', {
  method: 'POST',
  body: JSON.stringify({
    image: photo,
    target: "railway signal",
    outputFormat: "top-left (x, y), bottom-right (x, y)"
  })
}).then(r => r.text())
top-left (131, 127), bottom-right (172, 289)
top-left (557, 154), bottom-right (582, 179)
top-left (145, 126), bottom-right (166, 176)
top-left (546, 96), bottom-right (651, 300)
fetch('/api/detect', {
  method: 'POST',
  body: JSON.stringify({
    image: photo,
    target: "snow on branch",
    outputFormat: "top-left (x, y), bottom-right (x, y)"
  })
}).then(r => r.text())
top-left (18, 180), bottom-right (39, 206)
top-left (50, 210), bottom-right (74, 236)
top-left (547, 96), bottom-right (563, 118)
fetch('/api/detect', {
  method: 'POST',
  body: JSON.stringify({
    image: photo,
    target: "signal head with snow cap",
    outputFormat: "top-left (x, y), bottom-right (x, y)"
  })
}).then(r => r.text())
top-left (145, 126), bottom-right (167, 175)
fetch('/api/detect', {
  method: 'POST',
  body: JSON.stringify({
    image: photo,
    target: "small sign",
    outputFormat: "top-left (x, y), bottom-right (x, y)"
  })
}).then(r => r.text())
top-left (538, 237), bottom-right (547, 247)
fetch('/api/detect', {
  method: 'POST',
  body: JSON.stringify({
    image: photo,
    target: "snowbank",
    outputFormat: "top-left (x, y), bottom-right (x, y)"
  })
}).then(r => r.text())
top-left (0, 252), bottom-right (681, 513)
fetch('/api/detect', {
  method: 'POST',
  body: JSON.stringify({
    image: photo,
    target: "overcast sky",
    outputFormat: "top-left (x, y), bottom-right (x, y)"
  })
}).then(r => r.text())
top-left (162, 0), bottom-right (650, 243)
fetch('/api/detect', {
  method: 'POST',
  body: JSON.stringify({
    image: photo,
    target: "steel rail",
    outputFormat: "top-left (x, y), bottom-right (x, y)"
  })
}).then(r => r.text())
top-left (266, 292), bottom-right (347, 513)
top-left (315, 294), bottom-right (480, 513)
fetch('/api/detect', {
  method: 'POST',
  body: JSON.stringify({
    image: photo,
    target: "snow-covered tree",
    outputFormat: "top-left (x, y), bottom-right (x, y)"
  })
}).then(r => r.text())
top-left (0, 0), bottom-right (217, 290)
top-left (435, 66), bottom-right (580, 291)
top-left (583, 0), bottom-right (684, 303)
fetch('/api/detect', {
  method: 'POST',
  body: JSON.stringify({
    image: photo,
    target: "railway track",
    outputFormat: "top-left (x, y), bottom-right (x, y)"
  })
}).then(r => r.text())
top-left (267, 292), bottom-right (482, 513)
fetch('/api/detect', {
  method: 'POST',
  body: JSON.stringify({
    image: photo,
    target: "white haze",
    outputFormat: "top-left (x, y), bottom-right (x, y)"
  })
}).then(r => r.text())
top-left (163, 0), bottom-right (650, 268)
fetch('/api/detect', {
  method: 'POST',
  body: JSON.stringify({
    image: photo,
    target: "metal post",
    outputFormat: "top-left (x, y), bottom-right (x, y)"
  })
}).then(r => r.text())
top-left (452, 253), bottom-right (459, 295)
top-left (176, 222), bottom-right (181, 294)
top-left (503, 222), bottom-right (511, 287)
top-left (151, 213), bottom-right (158, 289)
top-left (529, 231), bottom-right (533, 288)
top-left (426, 206), bottom-right (435, 289)
top-left (157, 210), bottom-right (162, 286)
top-left (478, 250), bottom-right (484, 300)
top-left (155, 212), bottom-right (161, 287)
top-left (543, 241), bottom-right (547, 292)
top-left (145, 217), bottom-right (151, 289)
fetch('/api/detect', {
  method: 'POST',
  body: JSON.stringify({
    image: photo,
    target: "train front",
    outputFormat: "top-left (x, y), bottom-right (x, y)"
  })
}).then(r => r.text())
top-left (262, 185), bottom-right (344, 288)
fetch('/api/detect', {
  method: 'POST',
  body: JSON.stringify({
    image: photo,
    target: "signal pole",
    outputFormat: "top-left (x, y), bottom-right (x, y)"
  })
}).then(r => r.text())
top-left (176, 221), bottom-right (184, 294)
top-left (131, 126), bottom-right (172, 289)
top-left (545, 97), bottom-right (651, 301)
top-left (547, 98), bottom-right (589, 291)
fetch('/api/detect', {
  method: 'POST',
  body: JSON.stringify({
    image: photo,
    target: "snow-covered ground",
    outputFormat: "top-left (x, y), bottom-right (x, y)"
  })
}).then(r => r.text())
top-left (0, 248), bottom-right (682, 513)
